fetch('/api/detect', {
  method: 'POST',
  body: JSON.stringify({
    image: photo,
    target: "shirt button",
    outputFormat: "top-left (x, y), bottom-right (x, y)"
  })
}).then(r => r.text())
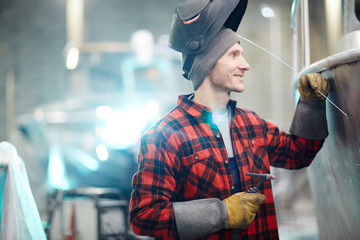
top-left (216, 133), bottom-right (221, 138)
top-left (231, 186), bottom-right (235, 190)
top-left (251, 140), bottom-right (255, 145)
top-left (194, 154), bottom-right (199, 160)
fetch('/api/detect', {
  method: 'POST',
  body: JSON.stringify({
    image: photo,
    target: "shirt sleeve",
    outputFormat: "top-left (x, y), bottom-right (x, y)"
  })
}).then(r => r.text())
top-left (264, 119), bottom-right (324, 169)
top-left (129, 129), bottom-right (181, 239)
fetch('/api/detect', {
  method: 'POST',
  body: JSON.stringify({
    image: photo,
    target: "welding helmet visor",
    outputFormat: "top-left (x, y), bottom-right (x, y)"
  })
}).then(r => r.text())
top-left (168, 0), bottom-right (248, 55)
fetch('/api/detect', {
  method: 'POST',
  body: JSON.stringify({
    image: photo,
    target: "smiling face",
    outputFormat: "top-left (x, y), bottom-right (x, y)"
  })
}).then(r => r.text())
top-left (207, 42), bottom-right (250, 94)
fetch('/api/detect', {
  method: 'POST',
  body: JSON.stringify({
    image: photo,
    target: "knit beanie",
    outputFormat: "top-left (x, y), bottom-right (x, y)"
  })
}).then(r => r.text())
top-left (182, 27), bottom-right (241, 90)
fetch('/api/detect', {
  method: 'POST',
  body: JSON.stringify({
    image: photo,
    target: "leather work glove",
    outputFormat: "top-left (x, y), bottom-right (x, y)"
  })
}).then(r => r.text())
top-left (297, 73), bottom-right (331, 101)
top-left (223, 192), bottom-right (266, 229)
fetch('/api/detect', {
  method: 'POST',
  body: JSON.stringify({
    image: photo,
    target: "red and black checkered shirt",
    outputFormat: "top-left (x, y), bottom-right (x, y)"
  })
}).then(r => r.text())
top-left (130, 95), bottom-right (323, 240)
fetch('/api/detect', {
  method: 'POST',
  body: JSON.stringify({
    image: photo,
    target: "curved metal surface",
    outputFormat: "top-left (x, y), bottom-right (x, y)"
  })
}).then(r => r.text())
top-left (291, 48), bottom-right (360, 95)
top-left (307, 59), bottom-right (360, 239)
top-left (290, 1), bottom-right (360, 235)
top-left (296, 48), bottom-right (360, 74)
top-left (291, 17), bottom-right (360, 238)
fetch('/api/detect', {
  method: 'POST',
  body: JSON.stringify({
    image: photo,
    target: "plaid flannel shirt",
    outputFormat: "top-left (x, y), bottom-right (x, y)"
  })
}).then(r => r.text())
top-left (130, 94), bottom-right (323, 240)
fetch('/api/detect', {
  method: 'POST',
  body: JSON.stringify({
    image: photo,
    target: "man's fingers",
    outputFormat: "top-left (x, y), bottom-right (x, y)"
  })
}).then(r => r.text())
top-left (299, 74), bottom-right (309, 88)
top-left (235, 192), bottom-right (266, 204)
top-left (306, 73), bottom-right (319, 90)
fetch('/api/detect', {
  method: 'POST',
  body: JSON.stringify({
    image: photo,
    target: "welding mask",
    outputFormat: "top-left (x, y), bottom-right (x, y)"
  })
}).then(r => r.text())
top-left (168, 0), bottom-right (248, 55)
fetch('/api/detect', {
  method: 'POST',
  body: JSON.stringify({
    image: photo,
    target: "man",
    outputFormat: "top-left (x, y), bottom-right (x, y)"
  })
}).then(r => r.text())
top-left (129, 0), bottom-right (330, 239)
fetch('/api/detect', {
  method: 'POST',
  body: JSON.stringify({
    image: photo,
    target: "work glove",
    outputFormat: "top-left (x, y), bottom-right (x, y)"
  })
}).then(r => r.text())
top-left (223, 192), bottom-right (266, 229)
top-left (297, 73), bottom-right (331, 101)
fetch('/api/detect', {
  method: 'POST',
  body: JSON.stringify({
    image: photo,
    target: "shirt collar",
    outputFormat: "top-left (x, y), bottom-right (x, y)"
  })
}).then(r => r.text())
top-left (177, 94), bottom-right (237, 118)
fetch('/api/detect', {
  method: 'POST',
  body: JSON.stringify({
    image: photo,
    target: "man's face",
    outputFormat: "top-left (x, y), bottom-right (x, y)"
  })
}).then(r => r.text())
top-left (208, 43), bottom-right (250, 93)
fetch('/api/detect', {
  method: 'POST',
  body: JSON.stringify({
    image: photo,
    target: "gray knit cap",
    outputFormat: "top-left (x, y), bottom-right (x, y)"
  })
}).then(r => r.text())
top-left (182, 27), bottom-right (241, 90)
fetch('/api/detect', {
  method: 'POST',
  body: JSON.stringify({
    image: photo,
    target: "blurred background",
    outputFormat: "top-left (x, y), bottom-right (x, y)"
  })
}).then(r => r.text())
top-left (0, 0), bottom-right (347, 239)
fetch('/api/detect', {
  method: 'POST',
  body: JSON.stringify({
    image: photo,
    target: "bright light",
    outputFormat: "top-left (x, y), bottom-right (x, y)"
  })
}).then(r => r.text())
top-left (145, 100), bottom-right (160, 119)
top-left (95, 103), bottom-right (160, 149)
top-left (66, 46), bottom-right (80, 70)
top-left (130, 29), bottom-right (154, 65)
top-left (95, 125), bottom-right (111, 141)
top-left (212, 112), bottom-right (225, 126)
top-left (105, 110), bottom-right (145, 148)
top-left (261, 6), bottom-right (275, 18)
top-left (66, 146), bottom-right (99, 171)
top-left (47, 145), bottom-right (69, 190)
top-left (96, 105), bottom-right (113, 120)
top-left (96, 144), bottom-right (109, 161)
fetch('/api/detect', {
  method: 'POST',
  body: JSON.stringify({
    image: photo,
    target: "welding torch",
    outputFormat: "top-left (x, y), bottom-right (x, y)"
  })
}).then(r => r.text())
top-left (245, 172), bottom-right (276, 193)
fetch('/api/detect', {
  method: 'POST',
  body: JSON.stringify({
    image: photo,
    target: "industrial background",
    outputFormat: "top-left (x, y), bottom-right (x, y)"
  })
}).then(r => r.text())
top-left (0, 0), bottom-right (357, 239)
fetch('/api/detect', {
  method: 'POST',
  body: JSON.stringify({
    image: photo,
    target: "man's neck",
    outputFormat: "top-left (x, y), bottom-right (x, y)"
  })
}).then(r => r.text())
top-left (193, 88), bottom-right (230, 112)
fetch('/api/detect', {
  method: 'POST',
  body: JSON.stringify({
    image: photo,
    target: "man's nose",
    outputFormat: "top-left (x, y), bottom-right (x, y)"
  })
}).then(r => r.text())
top-left (239, 57), bottom-right (250, 71)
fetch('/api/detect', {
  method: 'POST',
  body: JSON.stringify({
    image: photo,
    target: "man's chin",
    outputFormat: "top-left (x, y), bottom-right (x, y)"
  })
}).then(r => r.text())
top-left (233, 86), bottom-right (245, 93)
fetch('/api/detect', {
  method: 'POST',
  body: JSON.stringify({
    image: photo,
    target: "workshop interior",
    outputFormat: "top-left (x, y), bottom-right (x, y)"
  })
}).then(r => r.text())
top-left (0, 0), bottom-right (359, 239)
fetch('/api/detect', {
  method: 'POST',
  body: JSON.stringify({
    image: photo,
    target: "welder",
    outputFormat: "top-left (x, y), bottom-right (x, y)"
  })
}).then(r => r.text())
top-left (129, 0), bottom-right (331, 239)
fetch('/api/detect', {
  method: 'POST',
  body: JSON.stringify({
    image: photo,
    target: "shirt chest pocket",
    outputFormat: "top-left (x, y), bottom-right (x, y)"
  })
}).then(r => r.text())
top-left (242, 138), bottom-right (270, 174)
top-left (180, 149), bottom-right (224, 197)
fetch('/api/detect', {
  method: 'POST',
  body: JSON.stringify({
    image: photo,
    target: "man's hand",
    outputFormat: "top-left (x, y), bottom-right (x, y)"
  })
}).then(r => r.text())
top-left (223, 192), bottom-right (266, 229)
top-left (298, 73), bottom-right (331, 101)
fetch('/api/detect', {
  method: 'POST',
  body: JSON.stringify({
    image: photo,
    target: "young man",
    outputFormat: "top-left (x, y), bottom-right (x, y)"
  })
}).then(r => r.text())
top-left (129, 1), bottom-right (331, 239)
